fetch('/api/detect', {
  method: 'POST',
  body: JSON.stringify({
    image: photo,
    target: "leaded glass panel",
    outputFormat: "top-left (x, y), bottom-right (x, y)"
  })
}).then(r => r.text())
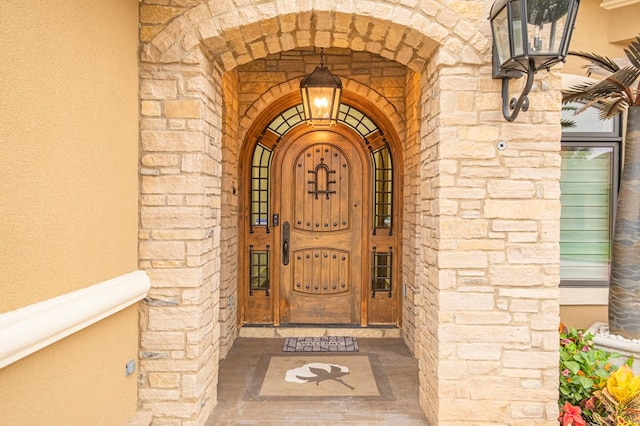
top-left (372, 248), bottom-right (392, 297)
top-left (372, 146), bottom-right (393, 233)
top-left (251, 144), bottom-right (272, 230)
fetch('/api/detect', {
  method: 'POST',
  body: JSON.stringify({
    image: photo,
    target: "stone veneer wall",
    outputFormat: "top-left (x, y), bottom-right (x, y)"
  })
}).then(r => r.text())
top-left (418, 62), bottom-right (441, 421)
top-left (235, 49), bottom-right (407, 120)
top-left (138, 0), bottom-right (562, 424)
top-left (219, 69), bottom-right (240, 359)
top-left (402, 70), bottom-right (423, 356)
top-left (420, 63), bottom-right (563, 423)
top-left (139, 48), bottom-right (222, 422)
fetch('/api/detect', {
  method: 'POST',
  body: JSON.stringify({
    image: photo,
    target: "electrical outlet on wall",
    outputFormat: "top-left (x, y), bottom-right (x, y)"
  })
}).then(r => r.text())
top-left (229, 295), bottom-right (234, 309)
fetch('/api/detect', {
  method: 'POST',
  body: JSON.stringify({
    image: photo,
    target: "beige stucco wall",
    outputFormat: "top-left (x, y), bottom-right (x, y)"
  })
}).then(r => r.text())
top-left (607, 4), bottom-right (640, 45)
top-left (563, 1), bottom-right (638, 76)
top-left (0, 306), bottom-right (139, 425)
top-left (0, 0), bottom-right (139, 312)
top-left (0, 0), bottom-right (140, 423)
top-left (560, 305), bottom-right (608, 329)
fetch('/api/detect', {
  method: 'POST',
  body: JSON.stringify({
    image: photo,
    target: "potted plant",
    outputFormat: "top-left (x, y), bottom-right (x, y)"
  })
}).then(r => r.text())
top-left (563, 36), bottom-right (640, 340)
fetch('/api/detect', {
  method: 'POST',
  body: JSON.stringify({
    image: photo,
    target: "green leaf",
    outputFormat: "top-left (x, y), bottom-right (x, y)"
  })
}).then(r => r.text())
top-left (573, 353), bottom-right (586, 362)
top-left (565, 360), bottom-right (580, 374)
top-left (626, 355), bottom-right (635, 368)
top-left (578, 376), bottom-right (594, 389)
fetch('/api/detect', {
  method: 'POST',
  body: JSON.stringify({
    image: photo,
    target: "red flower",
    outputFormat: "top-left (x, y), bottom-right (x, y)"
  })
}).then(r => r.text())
top-left (559, 402), bottom-right (586, 426)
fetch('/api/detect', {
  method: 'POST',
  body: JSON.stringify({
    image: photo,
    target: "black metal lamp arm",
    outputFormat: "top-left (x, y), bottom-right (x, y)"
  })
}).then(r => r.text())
top-left (501, 59), bottom-right (536, 122)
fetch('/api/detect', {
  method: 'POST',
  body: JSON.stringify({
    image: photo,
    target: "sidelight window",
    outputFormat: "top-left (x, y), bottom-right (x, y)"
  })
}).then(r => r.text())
top-left (371, 247), bottom-right (393, 297)
top-left (372, 145), bottom-right (393, 234)
top-left (250, 143), bottom-right (272, 232)
top-left (249, 245), bottom-right (270, 296)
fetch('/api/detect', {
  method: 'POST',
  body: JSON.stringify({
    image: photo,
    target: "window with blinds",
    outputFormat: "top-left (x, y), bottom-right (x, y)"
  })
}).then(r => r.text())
top-left (560, 146), bottom-right (614, 284)
top-left (560, 103), bottom-right (621, 287)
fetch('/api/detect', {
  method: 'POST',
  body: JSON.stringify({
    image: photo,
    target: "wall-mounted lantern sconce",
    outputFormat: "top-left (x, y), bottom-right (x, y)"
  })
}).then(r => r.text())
top-left (300, 48), bottom-right (343, 127)
top-left (489, 0), bottom-right (580, 121)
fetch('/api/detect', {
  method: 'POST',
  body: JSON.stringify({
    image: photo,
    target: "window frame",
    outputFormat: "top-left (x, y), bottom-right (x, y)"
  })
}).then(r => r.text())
top-left (560, 105), bottom-right (622, 288)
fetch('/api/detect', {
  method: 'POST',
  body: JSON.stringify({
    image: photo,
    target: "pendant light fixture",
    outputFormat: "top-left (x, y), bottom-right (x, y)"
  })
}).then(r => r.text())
top-left (300, 48), bottom-right (343, 127)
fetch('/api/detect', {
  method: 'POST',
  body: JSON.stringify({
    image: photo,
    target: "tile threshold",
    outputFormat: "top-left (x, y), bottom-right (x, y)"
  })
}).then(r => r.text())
top-left (238, 326), bottom-right (401, 338)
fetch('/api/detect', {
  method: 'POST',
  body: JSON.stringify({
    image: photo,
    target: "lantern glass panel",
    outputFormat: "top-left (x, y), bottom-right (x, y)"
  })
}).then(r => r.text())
top-left (511, 0), bottom-right (525, 57)
top-left (301, 85), bottom-right (340, 126)
top-left (491, 5), bottom-right (510, 66)
top-left (526, 0), bottom-right (571, 56)
top-left (309, 86), bottom-right (333, 119)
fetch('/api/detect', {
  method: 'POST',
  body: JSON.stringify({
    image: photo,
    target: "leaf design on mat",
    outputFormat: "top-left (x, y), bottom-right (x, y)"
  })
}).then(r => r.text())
top-left (286, 363), bottom-right (355, 390)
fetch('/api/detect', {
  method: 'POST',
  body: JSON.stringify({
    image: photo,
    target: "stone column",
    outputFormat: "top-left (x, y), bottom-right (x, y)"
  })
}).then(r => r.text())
top-left (138, 57), bottom-right (222, 424)
top-left (417, 62), bottom-right (562, 424)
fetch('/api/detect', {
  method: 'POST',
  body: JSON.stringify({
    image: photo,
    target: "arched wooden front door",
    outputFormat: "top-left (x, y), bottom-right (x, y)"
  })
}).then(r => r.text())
top-left (239, 101), bottom-right (401, 327)
top-left (277, 130), bottom-right (364, 324)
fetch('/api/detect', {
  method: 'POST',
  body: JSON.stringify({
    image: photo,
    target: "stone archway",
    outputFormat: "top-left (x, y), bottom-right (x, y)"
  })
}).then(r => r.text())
top-left (139, 1), bottom-right (564, 424)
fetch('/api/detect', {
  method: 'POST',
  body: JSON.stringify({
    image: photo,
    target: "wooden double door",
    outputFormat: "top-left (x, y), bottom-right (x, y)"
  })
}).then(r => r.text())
top-left (242, 127), bottom-right (398, 326)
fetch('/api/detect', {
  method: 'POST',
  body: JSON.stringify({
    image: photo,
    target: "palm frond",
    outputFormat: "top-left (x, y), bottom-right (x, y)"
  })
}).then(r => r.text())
top-left (624, 35), bottom-right (640, 68)
top-left (562, 81), bottom-right (625, 104)
top-left (598, 98), bottom-right (627, 119)
top-left (609, 66), bottom-right (640, 90)
top-left (560, 106), bottom-right (577, 128)
top-left (569, 51), bottom-right (620, 75)
top-left (561, 88), bottom-right (610, 107)
top-left (563, 37), bottom-right (640, 117)
top-left (562, 67), bottom-right (640, 117)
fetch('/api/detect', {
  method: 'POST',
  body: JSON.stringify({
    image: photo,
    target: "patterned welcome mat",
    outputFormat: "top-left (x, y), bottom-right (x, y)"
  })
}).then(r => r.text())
top-left (245, 353), bottom-right (393, 401)
top-left (282, 336), bottom-right (359, 352)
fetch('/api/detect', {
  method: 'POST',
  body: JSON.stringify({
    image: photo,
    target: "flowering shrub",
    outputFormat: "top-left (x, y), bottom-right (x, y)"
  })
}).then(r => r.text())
top-left (559, 324), bottom-right (618, 406)
top-left (558, 324), bottom-right (639, 426)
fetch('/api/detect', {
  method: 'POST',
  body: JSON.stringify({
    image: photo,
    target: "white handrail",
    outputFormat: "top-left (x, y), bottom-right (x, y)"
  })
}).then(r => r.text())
top-left (0, 271), bottom-right (150, 369)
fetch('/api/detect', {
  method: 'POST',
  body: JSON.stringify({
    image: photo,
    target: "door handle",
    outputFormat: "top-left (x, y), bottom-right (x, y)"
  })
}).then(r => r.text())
top-left (283, 221), bottom-right (290, 265)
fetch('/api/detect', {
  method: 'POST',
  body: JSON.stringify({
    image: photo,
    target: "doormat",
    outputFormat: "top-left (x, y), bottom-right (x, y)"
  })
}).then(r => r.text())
top-left (245, 353), bottom-right (393, 401)
top-left (282, 336), bottom-right (358, 352)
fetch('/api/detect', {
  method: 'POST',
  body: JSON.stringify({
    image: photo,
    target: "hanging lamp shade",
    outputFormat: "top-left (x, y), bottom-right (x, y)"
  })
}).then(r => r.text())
top-left (300, 50), bottom-right (343, 127)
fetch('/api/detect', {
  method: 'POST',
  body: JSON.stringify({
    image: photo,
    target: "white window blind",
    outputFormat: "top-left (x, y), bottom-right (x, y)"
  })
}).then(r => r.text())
top-left (560, 147), bottom-right (613, 283)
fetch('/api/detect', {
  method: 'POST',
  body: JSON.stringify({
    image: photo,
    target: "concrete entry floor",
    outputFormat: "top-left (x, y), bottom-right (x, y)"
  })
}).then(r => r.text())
top-left (206, 337), bottom-right (428, 425)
